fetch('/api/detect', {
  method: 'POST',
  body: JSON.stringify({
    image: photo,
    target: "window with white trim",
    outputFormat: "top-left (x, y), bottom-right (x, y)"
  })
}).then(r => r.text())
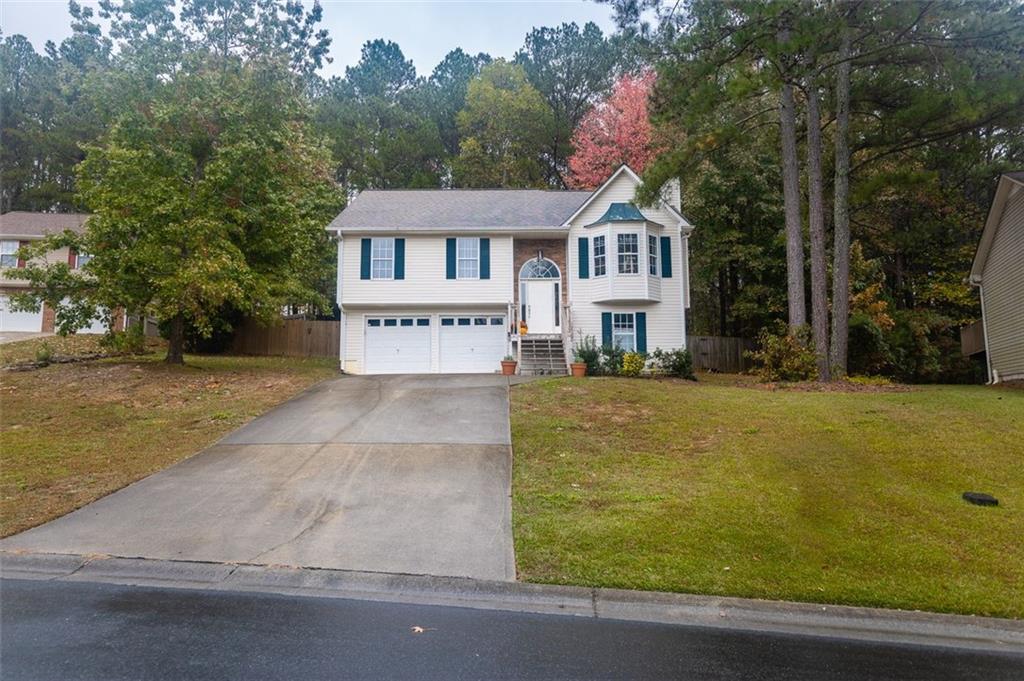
top-left (617, 233), bottom-right (638, 274)
top-left (457, 237), bottom-right (479, 279)
top-left (76, 251), bottom-right (93, 268)
top-left (593, 235), bottom-right (606, 276)
top-left (0, 240), bottom-right (19, 268)
top-left (648, 235), bottom-right (658, 276)
top-left (370, 238), bottom-right (394, 280)
top-left (613, 313), bottom-right (636, 351)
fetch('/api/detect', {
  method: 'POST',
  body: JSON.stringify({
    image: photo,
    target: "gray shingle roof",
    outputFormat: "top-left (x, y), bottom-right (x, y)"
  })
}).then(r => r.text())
top-left (327, 189), bottom-right (592, 232)
top-left (0, 211), bottom-right (90, 237)
top-left (1005, 171), bottom-right (1024, 182)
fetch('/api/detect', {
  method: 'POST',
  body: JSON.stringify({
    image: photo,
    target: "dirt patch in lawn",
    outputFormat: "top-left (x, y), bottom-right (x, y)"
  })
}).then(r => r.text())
top-left (0, 354), bottom-right (337, 536)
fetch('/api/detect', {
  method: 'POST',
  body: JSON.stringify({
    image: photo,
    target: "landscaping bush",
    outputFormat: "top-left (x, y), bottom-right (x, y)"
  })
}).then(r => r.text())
top-left (599, 344), bottom-right (625, 375)
top-left (621, 351), bottom-right (646, 377)
top-left (747, 325), bottom-right (818, 382)
top-left (34, 342), bottom-right (53, 365)
top-left (101, 321), bottom-right (147, 354)
top-left (572, 333), bottom-right (601, 374)
top-left (651, 347), bottom-right (696, 379)
top-left (847, 312), bottom-right (893, 377)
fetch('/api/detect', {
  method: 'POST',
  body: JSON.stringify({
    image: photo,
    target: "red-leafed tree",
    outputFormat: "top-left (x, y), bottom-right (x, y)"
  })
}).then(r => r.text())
top-left (566, 72), bottom-right (660, 189)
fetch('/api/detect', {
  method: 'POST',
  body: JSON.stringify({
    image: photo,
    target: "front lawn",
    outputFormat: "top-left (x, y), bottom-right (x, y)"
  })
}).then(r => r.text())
top-left (511, 376), bottom-right (1024, 618)
top-left (1, 351), bottom-right (337, 536)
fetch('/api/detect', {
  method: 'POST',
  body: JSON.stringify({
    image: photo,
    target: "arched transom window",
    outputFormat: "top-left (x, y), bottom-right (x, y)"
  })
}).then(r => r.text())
top-left (520, 258), bottom-right (560, 279)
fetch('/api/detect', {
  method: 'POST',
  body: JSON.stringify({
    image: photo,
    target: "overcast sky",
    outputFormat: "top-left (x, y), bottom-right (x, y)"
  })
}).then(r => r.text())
top-left (0, 0), bottom-right (618, 77)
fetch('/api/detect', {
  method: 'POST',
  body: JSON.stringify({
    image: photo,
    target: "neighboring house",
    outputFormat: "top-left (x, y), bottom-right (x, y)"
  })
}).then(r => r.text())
top-left (326, 165), bottom-right (693, 374)
top-left (0, 211), bottom-right (120, 334)
top-left (969, 171), bottom-right (1024, 383)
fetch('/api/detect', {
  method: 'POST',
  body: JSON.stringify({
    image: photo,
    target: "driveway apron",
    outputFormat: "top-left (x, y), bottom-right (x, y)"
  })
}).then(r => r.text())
top-left (1, 375), bottom-right (516, 581)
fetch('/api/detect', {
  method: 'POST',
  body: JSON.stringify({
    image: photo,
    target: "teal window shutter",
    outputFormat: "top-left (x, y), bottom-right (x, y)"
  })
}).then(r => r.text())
top-left (578, 237), bottom-right (589, 279)
top-left (480, 238), bottom-right (490, 279)
top-left (660, 237), bottom-right (672, 278)
top-left (601, 312), bottom-right (612, 347)
top-left (636, 312), bottom-right (647, 353)
top-left (394, 238), bottom-right (405, 280)
top-left (446, 238), bottom-right (456, 279)
top-left (360, 239), bottom-right (371, 280)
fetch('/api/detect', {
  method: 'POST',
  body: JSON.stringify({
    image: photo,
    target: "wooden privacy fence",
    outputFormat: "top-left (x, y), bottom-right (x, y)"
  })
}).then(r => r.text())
top-left (687, 335), bottom-right (755, 373)
top-left (232, 319), bottom-right (339, 359)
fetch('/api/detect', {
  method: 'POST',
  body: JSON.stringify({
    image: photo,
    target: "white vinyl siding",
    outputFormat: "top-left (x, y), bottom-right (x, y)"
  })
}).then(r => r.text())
top-left (981, 184), bottom-right (1024, 381)
top-left (341, 235), bottom-right (512, 306)
top-left (371, 238), bottom-right (394, 280)
top-left (567, 170), bottom-right (688, 354)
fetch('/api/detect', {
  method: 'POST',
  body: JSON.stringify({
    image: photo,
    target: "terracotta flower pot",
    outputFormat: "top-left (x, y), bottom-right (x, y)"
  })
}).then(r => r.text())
top-left (501, 360), bottom-right (518, 376)
top-left (570, 362), bottom-right (587, 378)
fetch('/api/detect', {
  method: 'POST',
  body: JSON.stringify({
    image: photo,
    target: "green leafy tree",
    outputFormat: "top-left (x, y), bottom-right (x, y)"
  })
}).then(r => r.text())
top-left (9, 55), bottom-right (341, 364)
top-left (452, 60), bottom-right (553, 188)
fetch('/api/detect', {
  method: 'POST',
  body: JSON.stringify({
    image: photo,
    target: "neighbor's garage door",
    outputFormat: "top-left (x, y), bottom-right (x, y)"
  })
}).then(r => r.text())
top-left (439, 315), bottom-right (506, 373)
top-left (0, 295), bottom-right (43, 332)
top-left (365, 316), bottom-right (431, 374)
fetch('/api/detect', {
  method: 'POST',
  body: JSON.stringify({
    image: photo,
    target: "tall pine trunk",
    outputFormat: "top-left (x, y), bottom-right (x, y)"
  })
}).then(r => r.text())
top-left (779, 78), bottom-right (806, 330)
top-left (804, 77), bottom-right (830, 380)
top-left (165, 314), bottom-right (185, 365)
top-left (830, 11), bottom-right (853, 377)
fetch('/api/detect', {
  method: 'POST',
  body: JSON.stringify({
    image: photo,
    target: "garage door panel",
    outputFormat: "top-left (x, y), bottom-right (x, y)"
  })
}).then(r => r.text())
top-left (440, 316), bottom-right (506, 374)
top-left (365, 317), bottom-right (431, 374)
top-left (0, 295), bottom-right (43, 332)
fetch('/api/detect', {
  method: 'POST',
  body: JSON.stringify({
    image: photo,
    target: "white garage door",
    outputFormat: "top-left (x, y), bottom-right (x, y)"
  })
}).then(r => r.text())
top-left (0, 295), bottom-right (43, 332)
top-left (440, 315), bottom-right (507, 373)
top-left (365, 316), bottom-right (432, 374)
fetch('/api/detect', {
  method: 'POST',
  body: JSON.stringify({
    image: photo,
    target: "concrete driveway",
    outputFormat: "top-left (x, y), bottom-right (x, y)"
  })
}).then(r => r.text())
top-left (1, 375), bottom-right (515, 580)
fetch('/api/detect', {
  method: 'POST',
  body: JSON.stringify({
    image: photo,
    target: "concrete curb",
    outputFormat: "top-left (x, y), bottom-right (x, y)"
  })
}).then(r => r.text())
top-left (3, 550), bottom-right (1022, 653)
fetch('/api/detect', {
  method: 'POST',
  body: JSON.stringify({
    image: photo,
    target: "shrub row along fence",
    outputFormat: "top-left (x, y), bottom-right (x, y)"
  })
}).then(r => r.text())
top-left (231, 319), bottom-right (753, 373)
top-left (686, 335), bottom-right (756, 373)
top-left (231, 318), bottom-right (340, 359)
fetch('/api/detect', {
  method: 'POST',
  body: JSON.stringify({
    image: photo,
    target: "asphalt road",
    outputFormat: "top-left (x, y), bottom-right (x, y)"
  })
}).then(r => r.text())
top-left (2, 579), bottom-right (1021, 681)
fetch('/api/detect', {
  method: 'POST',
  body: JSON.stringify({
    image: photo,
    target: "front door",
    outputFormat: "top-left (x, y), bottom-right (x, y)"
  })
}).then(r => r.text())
top-left (524, 280), bottom-right (558, 334)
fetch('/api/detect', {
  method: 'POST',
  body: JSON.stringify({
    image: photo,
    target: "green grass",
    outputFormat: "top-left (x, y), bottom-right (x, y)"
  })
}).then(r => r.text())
top-left (1, 352), bottom-right (337, 536)
top-left (511, 376), bottom-right (1024, 618)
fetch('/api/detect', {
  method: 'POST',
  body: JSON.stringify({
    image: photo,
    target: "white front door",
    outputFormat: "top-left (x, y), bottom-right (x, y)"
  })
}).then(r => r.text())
top-left (524, 280), bottom-right (558, 334)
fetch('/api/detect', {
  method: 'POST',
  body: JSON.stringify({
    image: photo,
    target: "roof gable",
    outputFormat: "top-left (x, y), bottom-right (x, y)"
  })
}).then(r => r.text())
top-left (971, 172), bottom-right (1024, 282)
top-left (561, 164), bottom-right (692, 230)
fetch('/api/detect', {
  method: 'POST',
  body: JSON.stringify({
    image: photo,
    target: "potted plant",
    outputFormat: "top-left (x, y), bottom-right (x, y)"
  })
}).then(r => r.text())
top-left (570, 351), bottom-right (587, 378)
top-left (501, 354), bottom-right (518, 376)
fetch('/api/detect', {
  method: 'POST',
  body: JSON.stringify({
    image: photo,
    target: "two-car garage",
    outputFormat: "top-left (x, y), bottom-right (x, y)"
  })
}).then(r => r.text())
top-left (361, 313), bottom-right (508, 374)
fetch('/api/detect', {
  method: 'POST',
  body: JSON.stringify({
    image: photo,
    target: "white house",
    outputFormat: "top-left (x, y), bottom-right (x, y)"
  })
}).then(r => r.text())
top-left (326, 165), bottom-right (694, 374)
top-left (969, 171), bottom-right (1024, 383)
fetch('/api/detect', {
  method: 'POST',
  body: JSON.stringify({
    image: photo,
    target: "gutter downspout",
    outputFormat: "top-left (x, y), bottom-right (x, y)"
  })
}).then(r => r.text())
top-left (971, 275), bottom-right (995, 384)
top-left (336, 233), bottom-right (347, 373)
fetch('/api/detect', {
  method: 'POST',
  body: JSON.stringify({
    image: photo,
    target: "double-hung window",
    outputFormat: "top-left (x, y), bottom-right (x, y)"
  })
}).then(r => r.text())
top-left (0, 241), bottom-right (19, 268)
top-left (612, 313), bottom-right (636, 351)
top-left (457, 237), bottom-right (479, 279)
top-left (593, 235), bottom-right (606, 276)
top-left (648, 235), bottom-right (659, 275)
top-left (617, 233), bottom-right (638, 274)
top-left (370, 238), bottom-right (394, 280)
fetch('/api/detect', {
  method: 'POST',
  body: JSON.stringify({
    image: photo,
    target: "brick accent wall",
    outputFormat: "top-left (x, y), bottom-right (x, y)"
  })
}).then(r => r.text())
top-left (42, 302), bottom-right (56, 332)
top-left (513, 238), bottom-right (567, 307)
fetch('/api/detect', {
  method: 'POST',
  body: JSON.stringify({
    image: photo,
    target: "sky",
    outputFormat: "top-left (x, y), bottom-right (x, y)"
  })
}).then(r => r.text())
top-left (0, 0), bottom-right (618, 77)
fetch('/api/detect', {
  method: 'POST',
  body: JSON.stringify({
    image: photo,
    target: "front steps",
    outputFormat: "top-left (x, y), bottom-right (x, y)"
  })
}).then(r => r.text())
top-left (519, 335), bottom-right (568, 375)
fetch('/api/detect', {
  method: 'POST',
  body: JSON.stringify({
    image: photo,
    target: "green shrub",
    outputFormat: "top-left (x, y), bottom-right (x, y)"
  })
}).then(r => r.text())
top-left (572, 333), bottom-right (601, 374)
top-left (847, 312), bottom-right (893, 377)
top-left (651, 347), bottom-right (695, 379)
top-left (35, 343), bottom-right (53, 365)
top-left (101, 321), bottom-right (147, 354)
top-left (621, 351), bottom-right (646, 377)
top-left (599, 344), bottom-right (625, 375)
top-left (747, 325), bottom-right (818, 382)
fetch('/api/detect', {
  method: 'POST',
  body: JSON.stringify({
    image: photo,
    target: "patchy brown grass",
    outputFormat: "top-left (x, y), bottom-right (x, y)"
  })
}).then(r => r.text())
top-left (0, 354), bottom-right (337, 536)
top-left (0, 334), bottom-right (165, 367)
